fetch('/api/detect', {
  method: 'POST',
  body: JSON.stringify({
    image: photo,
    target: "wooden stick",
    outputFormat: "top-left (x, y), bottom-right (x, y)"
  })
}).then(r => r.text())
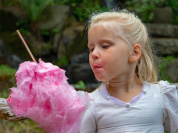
top-left (16, 30), bottom-right (37, 63)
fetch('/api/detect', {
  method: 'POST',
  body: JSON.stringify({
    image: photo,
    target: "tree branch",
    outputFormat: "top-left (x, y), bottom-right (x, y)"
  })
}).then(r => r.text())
top-left (0, 98), bottom-right (26, 121)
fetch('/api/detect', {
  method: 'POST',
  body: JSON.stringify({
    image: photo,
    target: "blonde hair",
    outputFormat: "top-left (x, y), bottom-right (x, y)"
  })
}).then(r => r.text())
top-left (87, 10), bottom-right (158, 83)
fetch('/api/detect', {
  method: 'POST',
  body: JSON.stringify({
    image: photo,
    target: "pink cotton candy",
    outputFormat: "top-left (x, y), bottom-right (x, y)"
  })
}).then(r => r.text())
top-left (7, 59), bottom-right (90, 133)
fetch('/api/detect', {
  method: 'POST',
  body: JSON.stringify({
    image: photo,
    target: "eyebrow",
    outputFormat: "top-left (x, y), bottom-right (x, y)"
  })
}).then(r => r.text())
top-left (87, 38), bottom-right (114, 47)
top-left (87, 43), bottom-right (93, 48)
top-left (99, 39), bottom-right (114, 44)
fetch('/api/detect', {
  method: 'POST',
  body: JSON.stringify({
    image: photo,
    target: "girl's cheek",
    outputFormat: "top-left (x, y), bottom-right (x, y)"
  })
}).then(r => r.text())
top-left (102, 56), bottom-right (108, 66)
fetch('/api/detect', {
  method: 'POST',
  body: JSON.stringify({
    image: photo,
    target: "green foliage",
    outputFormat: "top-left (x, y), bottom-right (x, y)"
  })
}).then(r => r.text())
top-left (0, 65), bottom-right (16, 98)
top-left (51, 29), bottom-right (62, 34)
top-left (0, 0), bottom-right (19, 7)
top-left (18, 0), bottom-right (53, 22)
top-left (73, 0), bottom-right (108, 22)
top-left (125, 0), bottom-right (166, 22)
top-left (40, 29), bottom-right (62, 38)
top-left (0, 119), bottom-right (45, 133)
top-left (40, 30), bottom-right (50, 36)
top-left (0, 65), bottom-right (16, 78)
top-left (73, 80), bottom-right (86, 91)
top-left (41, 42), bottom-right (53, 54)
top-left (55, 55), bottom-right (69, 67)
top-left (159, 56), bottom-right (176, 82)
top-left (165, 0), bottom-right (178, 24)
top-left (56, 0), bottom-right (109, 22)
top-left (125, 0), bottom-right (178, 24)
top-left (55, 0), bottom-right (79, 5)
top-left (15, 19), bottom-right (31, 35)
top-left (0, 89), bottom-right (11, 98)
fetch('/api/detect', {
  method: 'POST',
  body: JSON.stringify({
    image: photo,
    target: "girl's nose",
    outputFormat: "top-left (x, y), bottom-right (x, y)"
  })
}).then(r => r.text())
top-left (91, 49), bottom-right (99, 60)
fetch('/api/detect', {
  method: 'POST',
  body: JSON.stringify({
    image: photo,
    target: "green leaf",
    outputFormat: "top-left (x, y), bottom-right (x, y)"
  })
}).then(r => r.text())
top-left (73, 80), bottom-right (86, 91)
top-left (18, 0), bottom-right (53, 21)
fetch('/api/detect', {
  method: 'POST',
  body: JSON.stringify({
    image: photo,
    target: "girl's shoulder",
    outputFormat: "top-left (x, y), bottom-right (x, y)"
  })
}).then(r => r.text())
top-left (156, 81), bottom-right (178, 132)
top-left (156, 81), bottom-right (177, 110)
top-left (148, 80), bottom-right (177, 111)
top-left (157, 80), bottom-right (177, 96)
top-left (147, 80), bottom-right (177, 95)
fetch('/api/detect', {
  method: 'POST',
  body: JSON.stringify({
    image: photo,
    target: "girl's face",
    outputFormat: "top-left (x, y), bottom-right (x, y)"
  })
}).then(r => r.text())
top-left (88, 25), bottom-right (132, 82)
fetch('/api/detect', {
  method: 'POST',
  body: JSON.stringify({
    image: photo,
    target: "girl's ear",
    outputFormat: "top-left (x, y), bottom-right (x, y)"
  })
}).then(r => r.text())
top-left (129, 44), bottom-right (142, 63)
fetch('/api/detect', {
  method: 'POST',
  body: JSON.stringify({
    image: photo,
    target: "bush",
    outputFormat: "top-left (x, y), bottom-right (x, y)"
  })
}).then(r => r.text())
top-left (0, 65), bottom-right (16, 79)
top-left (0, 119), bottom-right (45, 133)
top-left (0, 65), bottom-right (16, 98)
top-left (125, 0), bottom-right (166, 22)
top-left (56, 0), bottom-right (109, 22)
top-left (18, 0), bottom-right (53, 22)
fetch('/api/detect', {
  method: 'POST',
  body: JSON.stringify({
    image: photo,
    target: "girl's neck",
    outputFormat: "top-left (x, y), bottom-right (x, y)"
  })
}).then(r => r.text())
top-left (106, 75), bottom-right (143, 103)
top-left (107, 74), bottom-right (142, 93)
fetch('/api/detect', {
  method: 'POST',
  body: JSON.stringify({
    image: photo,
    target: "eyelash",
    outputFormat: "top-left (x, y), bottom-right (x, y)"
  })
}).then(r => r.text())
top-left (88, 48), bottom-right (94, 52)
top-left (88, 43), bottom-right (110, 52)
top-left (102, 45), bottom-right (109, 49)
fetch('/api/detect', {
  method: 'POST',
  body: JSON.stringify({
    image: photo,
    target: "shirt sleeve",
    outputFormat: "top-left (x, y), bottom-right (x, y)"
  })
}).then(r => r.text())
top-left (159, 81), bottom-right (178, 133)
top-left (79, 101), bottom-right (96, 133)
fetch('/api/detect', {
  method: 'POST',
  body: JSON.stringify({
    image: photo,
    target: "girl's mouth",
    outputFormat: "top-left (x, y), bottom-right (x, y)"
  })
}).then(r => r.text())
top-left (93, 64), bottom-right (103, 70)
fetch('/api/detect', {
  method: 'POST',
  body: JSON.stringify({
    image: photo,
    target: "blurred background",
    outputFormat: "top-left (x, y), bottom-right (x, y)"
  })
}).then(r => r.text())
top-left (0, 0), bottom-right (177, 132)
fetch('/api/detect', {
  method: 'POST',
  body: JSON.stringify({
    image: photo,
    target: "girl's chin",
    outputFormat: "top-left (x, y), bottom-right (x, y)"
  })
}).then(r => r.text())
top-left (96, 79), bottom-right (105, 82)
top-left (95, 75), bottom-right (107, 82)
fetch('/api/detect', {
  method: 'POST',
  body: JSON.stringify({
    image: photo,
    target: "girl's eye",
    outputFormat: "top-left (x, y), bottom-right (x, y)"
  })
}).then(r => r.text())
top-left (88, 47), bottom-right (94, 52)
top-left (102, 45), bottom-right (109, 49)
top-left (101, 42), bottom-right (110, 49)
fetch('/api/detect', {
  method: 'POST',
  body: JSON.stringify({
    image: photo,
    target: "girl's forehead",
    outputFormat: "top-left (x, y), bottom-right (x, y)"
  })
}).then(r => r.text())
top-left (88, 24), bottom-right (121, 40)
top-left (90, 20), bottom-right (123, 35)
top-left (88, 25), bottom-right (114, 38)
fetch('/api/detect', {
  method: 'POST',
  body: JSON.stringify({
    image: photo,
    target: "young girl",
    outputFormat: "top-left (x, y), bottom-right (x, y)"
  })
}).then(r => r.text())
top-left (79, 10), bottom-right (178, 133)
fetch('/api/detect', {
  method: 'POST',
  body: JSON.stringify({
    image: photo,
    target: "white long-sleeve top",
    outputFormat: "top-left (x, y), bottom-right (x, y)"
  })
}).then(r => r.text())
top-left (80, 81), bottom-right (178, 133)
